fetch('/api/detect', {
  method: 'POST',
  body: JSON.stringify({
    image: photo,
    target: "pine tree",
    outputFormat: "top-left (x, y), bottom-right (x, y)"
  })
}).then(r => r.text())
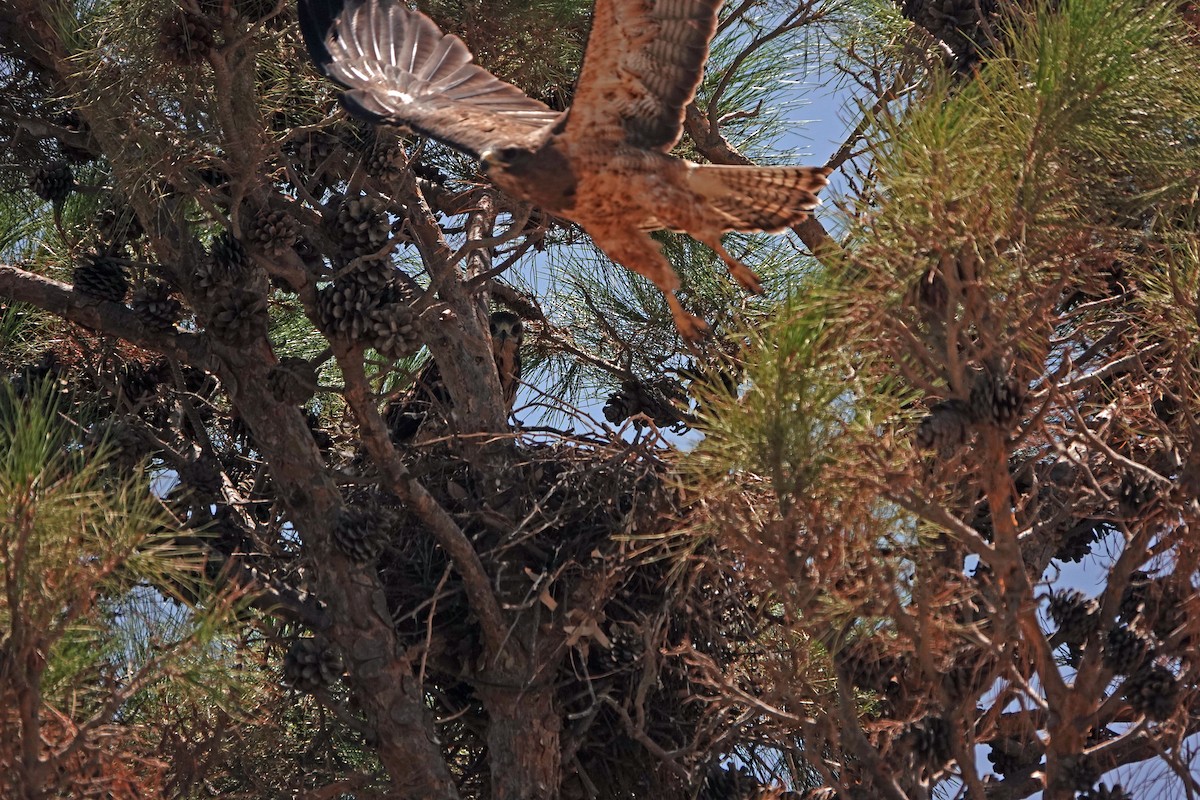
top-left (2, 0), bottom-right (1199, 798)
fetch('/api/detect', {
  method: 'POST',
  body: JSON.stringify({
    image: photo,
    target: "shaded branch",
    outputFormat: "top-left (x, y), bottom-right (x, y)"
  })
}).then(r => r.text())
top-left (335, 346), bottom-right (508, 656)
top-left (0, 264), bottom-right (211, 366)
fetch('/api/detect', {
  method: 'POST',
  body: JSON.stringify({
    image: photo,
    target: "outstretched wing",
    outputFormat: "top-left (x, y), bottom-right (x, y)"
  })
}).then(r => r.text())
top-left (299, 0), bottom-right (562, 157)
top-left (565, 0), bottom-right (721, 151)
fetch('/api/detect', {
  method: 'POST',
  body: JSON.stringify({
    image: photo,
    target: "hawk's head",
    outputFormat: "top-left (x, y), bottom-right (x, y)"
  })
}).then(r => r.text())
top-left (479, 145), bottom-right (577, 212)
top-left (489, 311), bottom-right (523, 346)
top-left (479, 146), bottom-right (533, 188)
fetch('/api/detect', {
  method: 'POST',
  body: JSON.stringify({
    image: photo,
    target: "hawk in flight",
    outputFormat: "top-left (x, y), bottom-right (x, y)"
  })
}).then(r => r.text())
top-left (299, 0), bottom-right (831, 340)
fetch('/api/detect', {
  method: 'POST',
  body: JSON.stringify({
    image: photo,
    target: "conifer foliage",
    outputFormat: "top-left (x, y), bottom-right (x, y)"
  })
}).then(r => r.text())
top-left (690, 2), bottom-right (1200, 798)
top-left (2, 0), bottom-right (1199, 799)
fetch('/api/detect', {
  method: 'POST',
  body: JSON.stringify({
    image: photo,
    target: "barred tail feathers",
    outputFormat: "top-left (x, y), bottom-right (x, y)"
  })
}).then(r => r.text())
top-left (688, 164), bottom-right (832, 232)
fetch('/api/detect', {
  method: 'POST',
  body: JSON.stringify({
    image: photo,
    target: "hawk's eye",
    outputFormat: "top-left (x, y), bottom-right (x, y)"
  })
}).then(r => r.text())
top-left (489, 322), bottom-right (497, 335)
top-left (500, 147), bottom-right (523, 160)
top-left (480, 147), bottom-right (523, 173)
top-left (512, 322), bottom-right (523, 336)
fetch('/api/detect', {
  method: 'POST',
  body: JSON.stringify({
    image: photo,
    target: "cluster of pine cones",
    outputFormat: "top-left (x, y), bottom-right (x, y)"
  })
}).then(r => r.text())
top-left (1047, 583), bottom-right (1182, 721)
top-left (915, 364), bottom-right (1025, 453)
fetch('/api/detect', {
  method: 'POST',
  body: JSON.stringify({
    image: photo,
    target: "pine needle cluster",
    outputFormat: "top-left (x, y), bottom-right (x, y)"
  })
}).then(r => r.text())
top-left (688, 0), bottom-right (1200, 795)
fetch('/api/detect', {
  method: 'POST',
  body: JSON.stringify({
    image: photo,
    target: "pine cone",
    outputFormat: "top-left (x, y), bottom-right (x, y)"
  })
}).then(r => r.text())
top-left (915, 398), bottom-right (972, 452)
top-left (907, 715), bottom-right (953, 770)
top-left (366, 140), bottom-right (407, 179)
top-left (178, 452), bottom-right (223, 497)
top-left (1148, 588), bottom-right (1185, 643)
top-left (329, 195), bottom-right (392, 258)
top-left (10, 352), bottom-right (61, 398)
top-left (268, 356), bottom-right (319, 406)
top-left (294, 130), bottom-right (342, 176)
top-left (282, 638), bottom-right (344, 691)
top-left (986, 737), bottom-right (1042, 777)
top-left (159, 11), bottom-right (215, 63)
top-left (837, 641), bottom-right (907, 696)
top-left (366, 303), bottom-right (421, 360)
top-left (207, 288), bottom-right (268, 346)
top-left (1121, 663), bottom-right (1179, 720)
top-left (592, 622), bottom-right (644, 672)
top-left (118, 359), bottom-right (166, 404)
top-left (96, 418), bottom-right (147, 464)
top-left (339, 256), bottom-right (398, 293)
top-left (1103, 624), bottom-right (1154, 675)
top-left (603, 384), bottom-right (640, 424)
top-left (969, 367), bottom-right (1024, 428)
top-left (73, 254), bottom-right (129, 303)
top-left (943, 657), bottom-right (990, 703)
top-left (1118, 571), bottom-right (1152, 622)
top-left (1123, 662), bottom-right (1180, 724)
top-left (1117, 470), bottom-right (1153, 514)
top-left (1055, 754), bottom-right (1099, 793)
top-left (195, 230), bottom-right (263, 297)
top-left (248, 209), bottom-right (299, 256)
top-left (1117, 572), bottom-right (1183, 641)
top-left (1054, 518), bottom-right (1104, 563)
top-left (212, 230), bottom-right (248, 273)
top-left (602, 380), bottom-right (684, 428)
top-left (645, 381), bottom-right (686, 428)
top-left (332, 505), bottom-right (386, 562)
top-left (30, 161), bottom-right (75, 203)
top-left (131, 280), bottom-right (182, 330)
top-left (1047, 589), bottom-right (1100, 645)
top-left (609, 623), bottom-right (644, 667)
top-left (317, 279), bottom-right (378, 339)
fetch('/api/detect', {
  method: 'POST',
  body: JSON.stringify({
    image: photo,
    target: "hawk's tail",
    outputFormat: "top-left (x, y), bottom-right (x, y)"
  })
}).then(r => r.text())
top-left (688, 165), bottom-right (833, 232)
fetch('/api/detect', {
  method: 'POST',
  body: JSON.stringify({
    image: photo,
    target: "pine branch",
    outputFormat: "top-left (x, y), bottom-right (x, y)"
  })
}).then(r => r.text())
top-left (0, 263), bottom-right (209, 364)
top-left (335, 345), bottom-right (508, 656)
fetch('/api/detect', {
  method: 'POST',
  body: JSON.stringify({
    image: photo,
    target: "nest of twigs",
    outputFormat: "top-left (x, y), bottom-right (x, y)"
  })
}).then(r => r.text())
top-left (3, 330), bottom-right (784, 796)
top-left (360, 434), bottom-right (769, 799)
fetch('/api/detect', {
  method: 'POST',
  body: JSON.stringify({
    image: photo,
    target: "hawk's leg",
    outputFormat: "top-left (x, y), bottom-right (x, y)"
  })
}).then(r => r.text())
top-left (593, 230), bottom-right (709, 341)
top-left (696, 235), bottom-right (764, 295)
top-left (665, 294), bottom-right (709, 342)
